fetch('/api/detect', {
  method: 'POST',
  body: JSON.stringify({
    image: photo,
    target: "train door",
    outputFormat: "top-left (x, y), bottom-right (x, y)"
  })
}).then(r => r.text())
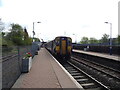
top-left (60, 37), bottom-right (67, 55)
top-left (55, 38), bottom-right (60, 54)
top-left (67, 38), bottom-right (72, 54)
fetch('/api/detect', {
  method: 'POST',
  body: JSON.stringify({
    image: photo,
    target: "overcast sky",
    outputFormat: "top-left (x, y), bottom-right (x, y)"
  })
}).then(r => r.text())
top-left (0, 0), bottom-right (119, 42)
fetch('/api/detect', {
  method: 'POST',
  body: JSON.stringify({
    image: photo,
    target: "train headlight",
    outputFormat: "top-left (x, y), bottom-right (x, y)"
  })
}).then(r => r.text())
top-left (56, 46), bottom-right (60, 53)
top-left (68, 46), bottom-right (72, 53)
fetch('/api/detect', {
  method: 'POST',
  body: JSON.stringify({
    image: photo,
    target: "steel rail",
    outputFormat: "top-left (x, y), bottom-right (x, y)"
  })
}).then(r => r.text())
top-left (71, 56), bottom-right (120, 81)
top-left (63, 61), bottom-right (109, 90)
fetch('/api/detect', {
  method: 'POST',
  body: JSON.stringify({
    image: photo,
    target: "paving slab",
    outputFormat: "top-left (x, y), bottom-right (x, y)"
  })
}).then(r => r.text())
top-left (12, 48), bottom-right (83, 89)
top-left (73, 49), bottom-right (120, 61)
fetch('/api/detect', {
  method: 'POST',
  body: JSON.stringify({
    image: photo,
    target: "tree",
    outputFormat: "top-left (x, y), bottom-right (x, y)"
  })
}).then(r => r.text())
top-left (100, 34), bottom-right (109, 44)
top-left (0, 18), bottom-right (5, 32)
top-left (89, 37), bottom-right (99, 44)
top-left (117, 35), bottom-right (120, 44)
top-left (6, 24), bottom-right (24, 45)
top-left (24, 27), bottom-right (28, 39)
top-left (2, 32), bottom-right (5, 37)
top-left (34, 38), bottom-right (40, 42)
top-left (80, 37), bottom-right (89, 44)
top-left (1, 23), bottom-right (32, 46)
top-left (23, 27), bottom-right (32, 45)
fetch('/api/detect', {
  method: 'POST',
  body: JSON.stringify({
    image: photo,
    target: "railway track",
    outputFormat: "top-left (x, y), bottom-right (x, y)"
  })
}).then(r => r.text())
top-left (72, 51), bottom-right (120, 72)
top-left (1, 54), bottom-right (18, 62)
top-left (69, 56), bottom-right (120, 89)
top-left (63, 61), bottom-right (108, 90)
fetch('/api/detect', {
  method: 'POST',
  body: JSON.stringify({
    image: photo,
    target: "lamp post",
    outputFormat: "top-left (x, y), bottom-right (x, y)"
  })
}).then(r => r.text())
top-left (104, 22), bottom-right (112, 55)
top-left (33, 22), bottom-right (41, 42)
top-left (73, 34), bottom-right (77, 43)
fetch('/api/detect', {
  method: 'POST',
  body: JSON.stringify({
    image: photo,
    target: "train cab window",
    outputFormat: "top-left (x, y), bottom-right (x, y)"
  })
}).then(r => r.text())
top-left (56, 40), bottom-right (60, 46)
top-left (68, 41), bottom-right (71, 45)
top-left (68, 39), bottom-right (72, 45)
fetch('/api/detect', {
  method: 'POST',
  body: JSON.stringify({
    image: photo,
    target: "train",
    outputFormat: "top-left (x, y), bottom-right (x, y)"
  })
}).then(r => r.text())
top-left (45, 36), bottom-right (72, 60)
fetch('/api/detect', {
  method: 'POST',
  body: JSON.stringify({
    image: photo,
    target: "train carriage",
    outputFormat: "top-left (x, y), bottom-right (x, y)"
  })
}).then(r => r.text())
top-left (45, 36), bottom-right (72, 61)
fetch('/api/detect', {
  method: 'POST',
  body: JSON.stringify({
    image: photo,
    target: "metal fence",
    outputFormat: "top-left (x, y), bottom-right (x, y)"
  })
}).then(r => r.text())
top-left (2, 42), bottom-right (41, 89)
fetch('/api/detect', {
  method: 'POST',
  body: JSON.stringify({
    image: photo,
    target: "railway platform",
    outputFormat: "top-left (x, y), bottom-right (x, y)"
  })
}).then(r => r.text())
top-left (73, 49), bottom-right (120, 61)
top-left (12, 48), bottom-right (83, 89)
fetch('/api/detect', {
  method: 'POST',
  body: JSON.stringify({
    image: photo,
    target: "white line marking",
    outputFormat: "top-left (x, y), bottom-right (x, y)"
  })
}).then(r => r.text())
top-left (46, 49), bottom-right (83, 89)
